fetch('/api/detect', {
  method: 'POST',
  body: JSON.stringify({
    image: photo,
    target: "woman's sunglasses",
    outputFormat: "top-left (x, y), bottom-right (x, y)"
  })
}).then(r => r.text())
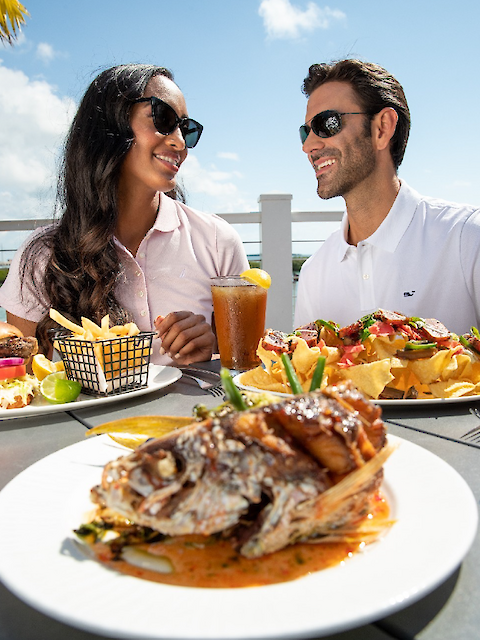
top-left (134, 96), bottom-right (203, 148)
top-left (299, 110), bottom-right (368, 144)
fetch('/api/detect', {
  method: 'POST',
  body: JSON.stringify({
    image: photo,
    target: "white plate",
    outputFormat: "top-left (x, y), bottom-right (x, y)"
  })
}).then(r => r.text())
top-left (233, 373), bottom-right (480, 406)
top-left (0, 434), bottom-right (476, 639)
top-left (0, 365), bottom-right (181, 420)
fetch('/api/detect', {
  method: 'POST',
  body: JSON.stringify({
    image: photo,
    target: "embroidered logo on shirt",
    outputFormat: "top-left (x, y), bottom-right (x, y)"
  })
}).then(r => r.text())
top-left (403, 290), bottom-right (416, 297)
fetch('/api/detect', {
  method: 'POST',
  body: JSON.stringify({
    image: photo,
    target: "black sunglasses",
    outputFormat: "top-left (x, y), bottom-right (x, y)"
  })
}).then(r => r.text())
top-left (134, 96), bottom-right (203, 148)
top-left (299, 110), bottom-right (368, 144)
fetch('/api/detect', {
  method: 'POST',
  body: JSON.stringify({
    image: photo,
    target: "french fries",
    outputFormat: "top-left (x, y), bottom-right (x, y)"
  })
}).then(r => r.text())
top-left (49, 309), bottom-right (151, 386)
top-left (50, 309), bottom-right (141, 341)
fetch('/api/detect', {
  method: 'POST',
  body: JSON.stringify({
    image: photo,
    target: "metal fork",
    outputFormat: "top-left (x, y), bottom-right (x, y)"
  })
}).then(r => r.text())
top-left (180, 373), bottom-right (224, 398)
top-left (460, 408), bottom-right (480, 442)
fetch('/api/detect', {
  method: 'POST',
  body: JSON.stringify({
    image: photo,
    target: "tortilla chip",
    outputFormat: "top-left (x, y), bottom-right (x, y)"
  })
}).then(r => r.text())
top-left (407, 349), bottom-right (454, 384)
top-left (323, 345), bottom-right (342, 364)
top-left (256, 343), bottom-right (281, 375)
top-left (460, 360), bottom-right (480, 384)
top-left (238, 366), bottom-right (290, 394)
top-left (428, 379), bottom-right (476, 398)
top-left (390, 368), bottom-right (417, 391)
top-left (341, 359), bottom-right (394, 399)
top-left (366, 334), bottom-right (407, 360)
top-left (291, 338), bottom-right (322, 376)
top-left (438, 353), bottom-right (471, 381)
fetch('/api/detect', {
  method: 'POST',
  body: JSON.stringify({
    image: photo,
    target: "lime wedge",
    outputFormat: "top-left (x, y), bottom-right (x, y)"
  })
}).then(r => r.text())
top-left (40, 372), bottom-right (82, 404)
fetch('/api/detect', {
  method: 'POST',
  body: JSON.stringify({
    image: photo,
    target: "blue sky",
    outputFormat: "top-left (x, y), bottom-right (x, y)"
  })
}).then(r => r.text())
top-left (1, 0), bottom-right (480, 256)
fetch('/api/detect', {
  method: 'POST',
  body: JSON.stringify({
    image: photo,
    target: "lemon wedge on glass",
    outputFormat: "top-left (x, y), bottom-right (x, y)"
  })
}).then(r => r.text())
top-left (40, 371), bottom-right (82, 404)
top-left (32, 354), bottom-right (64, 382)
top-left (240, 268), bottom-right (271, 289)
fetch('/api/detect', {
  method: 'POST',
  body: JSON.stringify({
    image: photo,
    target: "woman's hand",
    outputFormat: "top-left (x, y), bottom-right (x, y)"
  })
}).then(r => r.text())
top-left (154, 312), bottom-right (215, 365)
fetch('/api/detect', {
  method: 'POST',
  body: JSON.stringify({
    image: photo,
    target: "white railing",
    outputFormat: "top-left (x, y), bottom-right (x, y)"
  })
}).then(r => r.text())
top-left (0, 195), bottom-right (343, 332)
top-left (217, 194), bottom-right (342, 332)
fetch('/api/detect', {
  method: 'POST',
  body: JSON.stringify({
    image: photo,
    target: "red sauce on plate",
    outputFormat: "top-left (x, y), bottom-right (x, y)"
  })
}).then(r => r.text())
top-left (88, 494), bottom-right (390, 588)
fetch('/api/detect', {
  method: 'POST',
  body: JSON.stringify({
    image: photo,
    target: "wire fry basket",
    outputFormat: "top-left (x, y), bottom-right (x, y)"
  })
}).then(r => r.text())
top-left (54, 332), bottom-right (155, 396)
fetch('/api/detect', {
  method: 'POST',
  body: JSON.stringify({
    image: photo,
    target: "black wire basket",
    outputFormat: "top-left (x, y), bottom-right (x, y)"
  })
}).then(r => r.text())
top-left (53, 331), bottom-right (155, 396)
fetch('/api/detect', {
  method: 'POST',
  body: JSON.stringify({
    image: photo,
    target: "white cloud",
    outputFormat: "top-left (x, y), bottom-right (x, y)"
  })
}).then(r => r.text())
top-left (180, 155), bottom-right (241, 198)
top-left (0, 61), bottom-right (76, 220)
top-left (180, 155), bottom-right (254, 213)
top-left (217, 151), bottom-right (239, 161)
top-left (36, 42), bottom-right (57, 64)
top-left (259, 0), bottom-right (345, 39)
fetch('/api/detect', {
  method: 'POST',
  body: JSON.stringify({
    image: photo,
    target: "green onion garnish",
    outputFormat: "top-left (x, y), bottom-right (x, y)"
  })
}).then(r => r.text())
top-left (220, 368), bottom-right (247, 411)
top-left (309, 356), bottom-right (326, 391)
top-left (280, 353), bottom-right (304, 395)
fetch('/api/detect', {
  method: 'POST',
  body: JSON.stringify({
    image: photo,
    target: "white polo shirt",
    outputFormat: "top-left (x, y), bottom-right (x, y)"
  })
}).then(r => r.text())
top-left (294, 181), bottom-right (480, 335)
top-left (0, 193), bottom-right (249, 364)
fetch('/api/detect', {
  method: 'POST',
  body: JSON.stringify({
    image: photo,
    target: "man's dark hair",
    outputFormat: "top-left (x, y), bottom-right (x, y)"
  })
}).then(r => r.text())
top-left (302, 59), bottom-right (410, 169)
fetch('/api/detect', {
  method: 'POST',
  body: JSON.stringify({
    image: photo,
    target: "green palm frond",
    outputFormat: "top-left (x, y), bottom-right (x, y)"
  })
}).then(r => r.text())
top-left (0, 0), bottom-right (29, 45)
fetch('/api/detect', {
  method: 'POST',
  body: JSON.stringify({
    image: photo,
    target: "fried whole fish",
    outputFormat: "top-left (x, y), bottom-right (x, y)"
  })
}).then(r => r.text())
top-left (92, 381), bottom-right (391, 558)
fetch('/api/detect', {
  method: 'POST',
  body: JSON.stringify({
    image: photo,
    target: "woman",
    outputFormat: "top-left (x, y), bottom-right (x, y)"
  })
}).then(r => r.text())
top-left (0, 64), bottom-right (249, 365)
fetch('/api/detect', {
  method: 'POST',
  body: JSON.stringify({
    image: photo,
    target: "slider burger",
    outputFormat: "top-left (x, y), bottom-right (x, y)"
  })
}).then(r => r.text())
top-left (0, 321), bottom-right (39, 409)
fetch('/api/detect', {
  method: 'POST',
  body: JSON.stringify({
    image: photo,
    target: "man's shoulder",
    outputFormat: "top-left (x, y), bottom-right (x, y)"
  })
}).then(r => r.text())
top-left (417, 191), bottom-right (480, 221)
top-left (399, 182), bottom-right (478, 218)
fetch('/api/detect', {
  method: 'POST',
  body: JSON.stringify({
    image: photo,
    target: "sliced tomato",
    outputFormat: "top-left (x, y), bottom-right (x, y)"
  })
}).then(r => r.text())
top-left (0, 364), bottom-right (27, 380)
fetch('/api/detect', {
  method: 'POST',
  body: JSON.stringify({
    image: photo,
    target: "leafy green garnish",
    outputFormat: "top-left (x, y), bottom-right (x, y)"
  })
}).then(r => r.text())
top-left (360, 314), bottom-right (376, 342)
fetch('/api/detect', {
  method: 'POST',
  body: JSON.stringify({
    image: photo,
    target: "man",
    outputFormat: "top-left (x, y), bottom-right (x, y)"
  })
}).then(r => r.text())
top-left (294, 59), bottom-right (480, 335)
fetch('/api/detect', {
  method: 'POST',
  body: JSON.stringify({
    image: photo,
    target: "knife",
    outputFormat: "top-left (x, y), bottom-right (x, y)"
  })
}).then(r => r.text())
top-left (178, 366), bottom-right (221, 380)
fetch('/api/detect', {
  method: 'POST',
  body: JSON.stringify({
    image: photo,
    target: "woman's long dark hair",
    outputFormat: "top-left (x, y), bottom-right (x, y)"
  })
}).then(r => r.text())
top-left (20, 64), bottom-right (184, 353)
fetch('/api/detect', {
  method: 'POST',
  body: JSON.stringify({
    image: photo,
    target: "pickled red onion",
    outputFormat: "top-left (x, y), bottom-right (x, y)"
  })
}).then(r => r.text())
top-left (0, 357), bottom-right (25, 368)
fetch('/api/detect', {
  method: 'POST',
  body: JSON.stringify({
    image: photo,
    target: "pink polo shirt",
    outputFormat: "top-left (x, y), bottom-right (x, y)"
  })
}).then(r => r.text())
top-left (0, 193), bottom-right (249, 364)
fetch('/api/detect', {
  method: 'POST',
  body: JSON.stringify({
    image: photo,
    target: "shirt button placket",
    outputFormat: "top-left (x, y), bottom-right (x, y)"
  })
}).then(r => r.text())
top-left (135, 250), bottom-right (149, 327)
top-left (358, 244), bottom-right (375, 309)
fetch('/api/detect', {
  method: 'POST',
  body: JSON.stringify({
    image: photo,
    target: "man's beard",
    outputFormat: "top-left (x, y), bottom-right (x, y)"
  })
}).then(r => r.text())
top-left (316, 132), bottom-right (376, 200)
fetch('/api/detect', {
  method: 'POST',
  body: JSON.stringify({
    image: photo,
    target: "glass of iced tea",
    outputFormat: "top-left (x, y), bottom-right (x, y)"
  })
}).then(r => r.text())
top-left (211, 275), bottom-right (267, 370)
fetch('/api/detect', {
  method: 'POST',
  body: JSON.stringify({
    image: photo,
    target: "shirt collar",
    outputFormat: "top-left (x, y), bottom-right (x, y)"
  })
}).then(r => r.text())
top-left (152, 192), bottom-right (181, 232)
top-left (113, 192), bottom-right (181, 255)
top-left (336, 180), bottom-right (422, 260)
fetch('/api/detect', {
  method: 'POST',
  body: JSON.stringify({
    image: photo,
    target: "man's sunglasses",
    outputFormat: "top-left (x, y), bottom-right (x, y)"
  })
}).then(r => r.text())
top-left (134, 96), bottom-right (203, 148)
top-left (299, 110), bottom-right (368, 144)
